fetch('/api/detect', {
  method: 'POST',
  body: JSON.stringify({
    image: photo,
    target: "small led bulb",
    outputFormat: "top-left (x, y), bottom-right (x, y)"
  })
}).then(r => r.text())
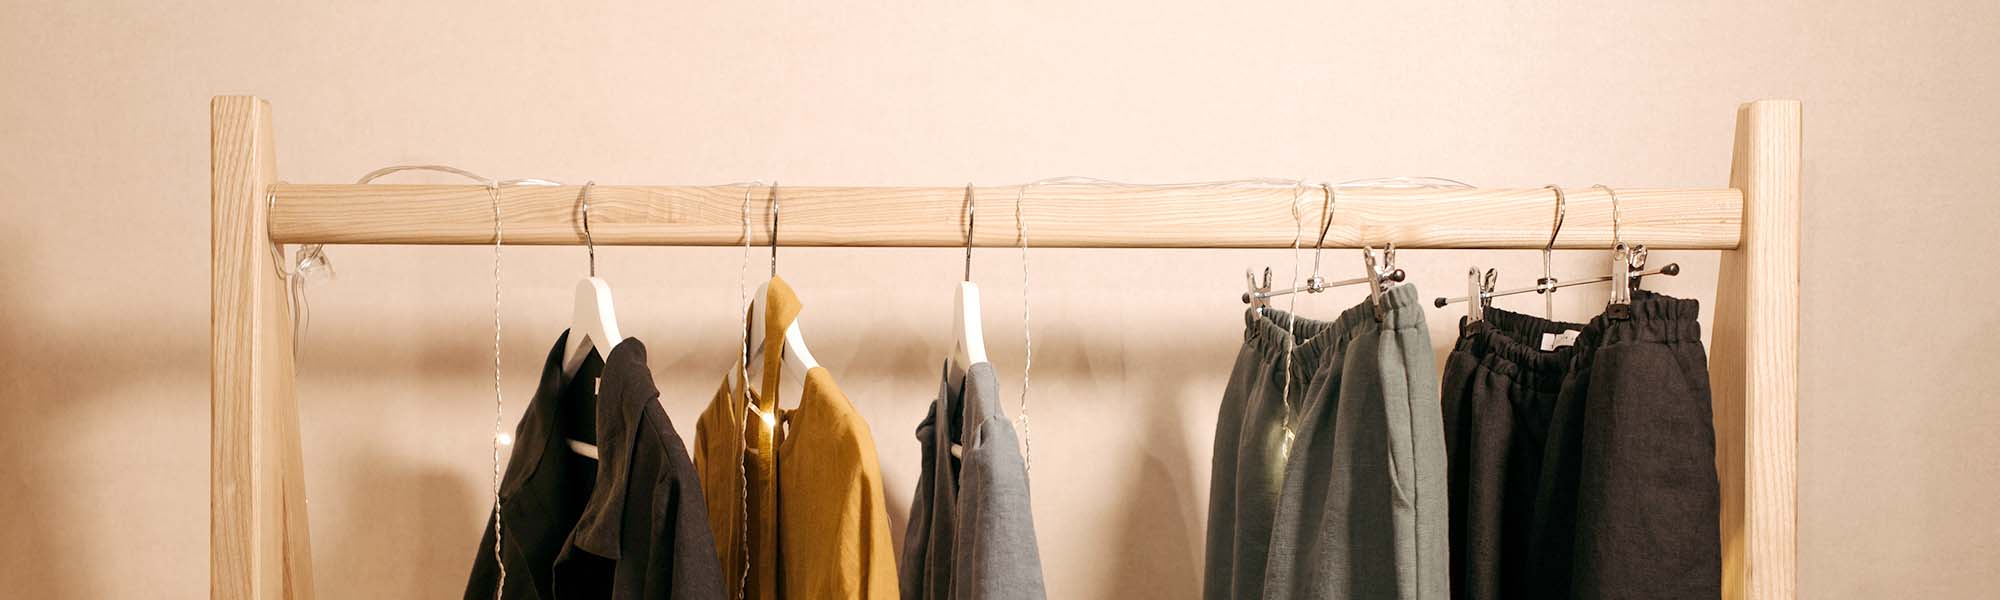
top-left (496, 433), bottom-right (514, 446)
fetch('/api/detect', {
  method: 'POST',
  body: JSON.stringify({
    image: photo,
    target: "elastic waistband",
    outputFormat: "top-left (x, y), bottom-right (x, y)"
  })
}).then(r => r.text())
top-left (1568, 289), bottom-right (1704, 368)
top-left (1454, 290), bottom-right (1702, 389)
top-left (1243, 283), bottom-right (1428, 366)
top-left (1457, 308), bottom-right (1584, 388)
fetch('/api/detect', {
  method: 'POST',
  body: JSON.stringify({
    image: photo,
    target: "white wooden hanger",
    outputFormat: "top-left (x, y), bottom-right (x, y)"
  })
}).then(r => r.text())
top-left (738, 186), bottom-right (817, 411)
top-left (560, 183), bottom-right (621, 460)
top-left (947, 185), bottom-right (987, 458)
top-left (563, 277), bottom-right (623, 381)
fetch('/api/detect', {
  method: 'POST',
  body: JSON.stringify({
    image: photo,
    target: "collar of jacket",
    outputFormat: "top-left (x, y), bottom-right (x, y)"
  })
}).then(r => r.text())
top-left (754, 276), bottom-right (802, 412)
top-left (498, 330), bottom-right (655, 562)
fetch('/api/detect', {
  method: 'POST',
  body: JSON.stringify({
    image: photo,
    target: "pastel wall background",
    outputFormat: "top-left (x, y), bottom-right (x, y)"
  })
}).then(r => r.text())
top-left (4, 1), bottom-right (1995, 597)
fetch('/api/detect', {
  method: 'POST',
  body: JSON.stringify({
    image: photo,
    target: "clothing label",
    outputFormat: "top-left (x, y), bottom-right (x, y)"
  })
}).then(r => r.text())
top-left (1541, 330), bottom-right (1582, 351)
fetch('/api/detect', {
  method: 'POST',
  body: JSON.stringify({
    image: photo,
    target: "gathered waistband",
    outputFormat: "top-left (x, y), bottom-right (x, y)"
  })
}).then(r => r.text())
top-left (1455, 290), bottom-right (1702, 391)
top-left (1242, 283), bottom-right (1428, 366)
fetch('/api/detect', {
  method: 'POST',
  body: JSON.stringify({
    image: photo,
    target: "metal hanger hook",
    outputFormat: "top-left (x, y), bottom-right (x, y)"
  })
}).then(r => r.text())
top-left (1539, 185), bottom-right (1567, 309)
top-left (964, 183), bottom-right (976, 282)
top-left (1309, 183), bottom-right (1335, 288)
top-left (1544, 185), bottom-right (1567, 251)
top-left (768, 182), bottom-right (780, 277)
top-left (578, 181), bottom-right (597, 277)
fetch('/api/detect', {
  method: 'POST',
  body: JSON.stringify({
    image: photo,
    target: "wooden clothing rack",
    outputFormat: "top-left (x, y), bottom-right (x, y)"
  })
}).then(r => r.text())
top-left (210, 95), bottom-right (1801, 599)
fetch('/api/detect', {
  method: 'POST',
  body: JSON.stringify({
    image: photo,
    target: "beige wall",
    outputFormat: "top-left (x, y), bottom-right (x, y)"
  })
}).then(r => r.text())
top-left (4, 1), bottom-right (1996, 598)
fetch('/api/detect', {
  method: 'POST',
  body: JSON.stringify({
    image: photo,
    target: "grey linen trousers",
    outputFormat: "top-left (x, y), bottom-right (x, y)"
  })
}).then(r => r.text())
top-left (1205, 284), bottom-right (1449, 600)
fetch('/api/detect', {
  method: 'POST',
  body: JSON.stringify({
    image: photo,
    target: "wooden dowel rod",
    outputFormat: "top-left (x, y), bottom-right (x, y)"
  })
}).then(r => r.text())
top-left (268, 183), bottom-right (1742, 249)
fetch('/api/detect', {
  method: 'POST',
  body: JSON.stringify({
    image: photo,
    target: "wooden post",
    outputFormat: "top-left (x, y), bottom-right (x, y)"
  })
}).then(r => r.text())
top-left (212, 95), bottom-right (315, 599)
top-left (1712, 99), bottom-right (1801, 599)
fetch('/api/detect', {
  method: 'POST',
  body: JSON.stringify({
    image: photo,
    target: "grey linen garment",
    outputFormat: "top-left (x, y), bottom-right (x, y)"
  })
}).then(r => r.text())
top-left (1261, 284), bottom-right (1449, 600)
top-left (1204, 301), bottom-right (1344, 600)
top-left (899, 361), bottom-right (1047, 600)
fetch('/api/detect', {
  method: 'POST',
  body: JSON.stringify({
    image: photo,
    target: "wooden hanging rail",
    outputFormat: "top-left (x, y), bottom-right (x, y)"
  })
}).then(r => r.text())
top-left (268, 183), bottom-right (1742, 249)
top-left (213, 95), bottom-right (1799, 600)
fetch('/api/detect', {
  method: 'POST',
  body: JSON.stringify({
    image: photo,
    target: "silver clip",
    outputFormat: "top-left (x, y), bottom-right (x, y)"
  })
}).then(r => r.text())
top-left (1462, 267), bottom-right (1497, 323)
top-left (1608, 243), bottom-right (1634, 317)
top-left (1243, 267), bottom-right (1275, 312)
top-left (1362, 243), bottom-right (1401, 322)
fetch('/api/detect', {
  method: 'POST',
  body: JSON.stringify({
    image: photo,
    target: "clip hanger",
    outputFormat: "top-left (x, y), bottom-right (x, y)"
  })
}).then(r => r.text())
top-left (1453, 266), bottom-right (1497, 323)
top-left (1434, 185), bottom-right (1683, 313)
top-left (1598, 184), bottom-right (1658, 319)
top-left (1243, 267), bottom-right (1277, 313)
top-left (1361, 243), bottom-right (1402, 321)
top-left (1241, 184), bottom-right (1409, 308)
top-left (1433, 258), bottom-right (1680, 309)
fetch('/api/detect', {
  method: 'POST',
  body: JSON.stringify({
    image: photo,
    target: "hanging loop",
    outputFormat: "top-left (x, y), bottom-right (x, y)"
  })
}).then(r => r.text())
top-left (964, 183), bottom-right (976, 282)
top-left (578, 181), bottom-right (598, 277)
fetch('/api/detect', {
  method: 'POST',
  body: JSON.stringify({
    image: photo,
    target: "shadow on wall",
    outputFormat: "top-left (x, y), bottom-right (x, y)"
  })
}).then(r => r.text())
top-left (1022, 297), bottom-right (1217, 599)
top-left (1108, 384), bottom-right (1206, 599)
top-left (0, 240), bottom-right (1243, 598)
top-left (317, 443), bottom-right (480, 598)
top-left (0, 235), bottom-right (211, 598)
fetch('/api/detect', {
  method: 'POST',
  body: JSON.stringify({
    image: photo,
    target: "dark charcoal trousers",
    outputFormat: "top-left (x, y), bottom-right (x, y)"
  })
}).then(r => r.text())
top-left (1442, 291), bottom-right (1721, 600)
top-left (1440, 308), bottom-right (1574, 600)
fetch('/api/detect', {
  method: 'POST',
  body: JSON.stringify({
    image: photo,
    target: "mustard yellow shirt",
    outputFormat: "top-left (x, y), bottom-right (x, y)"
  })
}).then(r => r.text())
top-left (695, 277), bottom-right (899, 600)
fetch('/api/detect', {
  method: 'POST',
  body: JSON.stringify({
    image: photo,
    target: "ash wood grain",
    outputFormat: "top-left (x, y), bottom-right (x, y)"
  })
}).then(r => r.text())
top-left (1712, 99), bottom-right (1801, 600)
top-left (211, 96), bottom-right (315, 599)
top-left (267, 183), bottom-right (1742, 249)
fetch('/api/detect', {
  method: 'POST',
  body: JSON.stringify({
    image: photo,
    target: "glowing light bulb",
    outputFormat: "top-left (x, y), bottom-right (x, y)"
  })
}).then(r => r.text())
top-left (496, 433), bottom-right (514, 446)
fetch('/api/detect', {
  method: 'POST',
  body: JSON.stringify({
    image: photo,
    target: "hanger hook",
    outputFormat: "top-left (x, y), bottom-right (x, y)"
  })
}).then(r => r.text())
top-left (1544, 185), bottom-right (1567, 251)
top-left (768, 182), bottom-right (780, 277)
top-left (578, 181), bottom-right (597, 277)
top-left (1538, 185), bottom-right (1566, 316)
top-left (1310, 183), bottom-right (1335, 286)
top-left (964, 183), bottom-right (976, 282)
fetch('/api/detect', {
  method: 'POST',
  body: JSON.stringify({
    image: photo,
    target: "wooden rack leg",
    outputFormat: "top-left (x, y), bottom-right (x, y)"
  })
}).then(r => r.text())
top-left (1712, 99), bottom-right (1802, 600)
top-left (212, 95), bottom-right (316, 599)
